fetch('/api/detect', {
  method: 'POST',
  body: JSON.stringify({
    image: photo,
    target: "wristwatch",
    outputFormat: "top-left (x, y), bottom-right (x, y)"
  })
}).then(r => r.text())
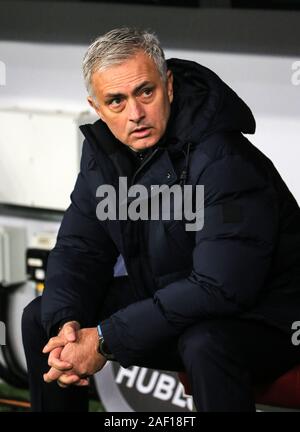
top-left (97, 324), bottom-right (115, 360)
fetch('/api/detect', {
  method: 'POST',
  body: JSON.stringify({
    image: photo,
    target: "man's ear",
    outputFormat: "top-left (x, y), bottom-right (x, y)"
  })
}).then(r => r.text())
top-left (87, 96), bottom-right (105, 122)
top-left (166, 70), bottom-right (174, 104)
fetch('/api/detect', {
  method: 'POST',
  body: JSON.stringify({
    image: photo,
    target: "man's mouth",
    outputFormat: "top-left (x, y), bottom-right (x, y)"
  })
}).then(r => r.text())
top-left (131, 127), bottom-right (152, 137)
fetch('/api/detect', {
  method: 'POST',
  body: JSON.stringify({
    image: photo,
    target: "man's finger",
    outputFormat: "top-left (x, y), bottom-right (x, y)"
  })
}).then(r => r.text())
top-left (57, 374), bottom-right (82, 386)
top-left (74, 378), bottom-right (90, 387)
top-left (48, 347), bottom-right (72, 370)
top-left (43, 366), bottom-right (63, 383)
top-left (56, 375), bottom-right (89, 388)
top-left (62, 321), bottom-right (80, 342)
top-left (42, 321), bottom-right (80, 353)
top-left (63, 326), bottom-right (76, 342)
top-left (42, 336), bottom-right (63, 353)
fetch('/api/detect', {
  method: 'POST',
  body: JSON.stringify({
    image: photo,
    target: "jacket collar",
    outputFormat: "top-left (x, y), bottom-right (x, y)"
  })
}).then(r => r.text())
top-left (79, 120), bottom-right (178, 189)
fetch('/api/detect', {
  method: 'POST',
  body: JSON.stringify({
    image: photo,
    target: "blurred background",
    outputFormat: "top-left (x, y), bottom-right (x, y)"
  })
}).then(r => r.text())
top-left (0, 0), bottom-right (299, 412)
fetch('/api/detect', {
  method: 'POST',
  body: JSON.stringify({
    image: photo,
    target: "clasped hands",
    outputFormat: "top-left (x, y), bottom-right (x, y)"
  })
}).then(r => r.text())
top-left (42, 321), bottom-right (107, 388)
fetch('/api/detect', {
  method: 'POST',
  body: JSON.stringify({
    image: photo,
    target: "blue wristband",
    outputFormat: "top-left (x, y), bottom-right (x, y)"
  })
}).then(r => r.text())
top-left (97, 324), bottom-right (103, 338)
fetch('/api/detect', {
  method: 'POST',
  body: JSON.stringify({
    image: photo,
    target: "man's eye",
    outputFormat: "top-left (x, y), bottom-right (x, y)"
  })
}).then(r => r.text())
top-left (110, 98), bottom-right (122, 106)
top-left (142, 88), bottom-right (153, 97)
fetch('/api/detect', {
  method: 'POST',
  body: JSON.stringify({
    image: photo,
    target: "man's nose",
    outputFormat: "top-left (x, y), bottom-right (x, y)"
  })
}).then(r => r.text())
top-left (128, 99), bottom-right (145, 124)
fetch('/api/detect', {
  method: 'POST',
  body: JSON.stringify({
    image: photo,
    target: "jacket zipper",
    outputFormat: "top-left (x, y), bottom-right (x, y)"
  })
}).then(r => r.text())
top-left (130, 147), bottom-right (161, 186)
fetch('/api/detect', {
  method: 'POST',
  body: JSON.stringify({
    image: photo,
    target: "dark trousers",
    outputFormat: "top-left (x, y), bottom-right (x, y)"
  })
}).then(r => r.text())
top-left (22, 277), bottom-right (300, 412)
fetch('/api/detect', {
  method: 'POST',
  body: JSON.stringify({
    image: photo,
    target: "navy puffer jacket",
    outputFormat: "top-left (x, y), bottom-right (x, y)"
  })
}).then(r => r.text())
top-left (42, 58), bottom-right (300, 367)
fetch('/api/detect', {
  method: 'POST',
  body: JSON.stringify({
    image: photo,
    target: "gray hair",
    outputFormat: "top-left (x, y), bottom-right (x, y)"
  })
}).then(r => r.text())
top-left (82, 27), bottom-right (167, 97)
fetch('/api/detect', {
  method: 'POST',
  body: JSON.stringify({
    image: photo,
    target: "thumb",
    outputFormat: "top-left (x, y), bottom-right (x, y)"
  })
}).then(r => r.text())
top-left (63, 321), bottom-right (80, 342)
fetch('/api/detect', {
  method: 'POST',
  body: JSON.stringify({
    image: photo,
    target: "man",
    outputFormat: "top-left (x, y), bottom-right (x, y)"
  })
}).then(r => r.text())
top-left (22, 27), bottom-right (300, 412)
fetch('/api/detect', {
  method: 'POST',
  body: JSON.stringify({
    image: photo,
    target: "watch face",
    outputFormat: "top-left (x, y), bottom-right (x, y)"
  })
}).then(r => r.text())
top-left (98, 337), bottom-right (104, 355)
top-left (99, 338), bottom-right (105, 355)
top-left (99, 337), bottom-right (114, 360)
top-left (102, 339), bottom-right (109, 355)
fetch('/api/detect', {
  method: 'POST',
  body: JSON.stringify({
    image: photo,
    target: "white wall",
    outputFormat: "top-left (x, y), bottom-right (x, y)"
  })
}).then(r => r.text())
top-left (0, 42), bottom-right (95, 210)
top-left (0, 109), bottom-right (84, 210)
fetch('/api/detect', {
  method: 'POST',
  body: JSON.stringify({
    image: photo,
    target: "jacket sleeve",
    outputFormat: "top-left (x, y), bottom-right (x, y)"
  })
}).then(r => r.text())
top-left (41, 141), bottom-right (119, 336)
top-left (100, 153), bottom-right (278, 367)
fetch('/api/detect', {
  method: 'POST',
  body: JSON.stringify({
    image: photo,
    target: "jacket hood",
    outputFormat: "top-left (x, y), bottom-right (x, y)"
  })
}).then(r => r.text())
top-left (166, 58), bottom-right (256, 148)
top-left (80, 58), bottom-right (256, 162)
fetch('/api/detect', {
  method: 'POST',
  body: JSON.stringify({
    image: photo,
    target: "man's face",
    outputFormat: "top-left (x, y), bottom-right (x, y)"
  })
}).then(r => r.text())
top-left (87, 51), bottom-right (173, 151)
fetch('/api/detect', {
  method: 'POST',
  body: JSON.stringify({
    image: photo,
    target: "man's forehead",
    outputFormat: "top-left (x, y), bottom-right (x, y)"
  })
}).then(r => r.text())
top-left (91, 52), bottom-right (161, 94)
